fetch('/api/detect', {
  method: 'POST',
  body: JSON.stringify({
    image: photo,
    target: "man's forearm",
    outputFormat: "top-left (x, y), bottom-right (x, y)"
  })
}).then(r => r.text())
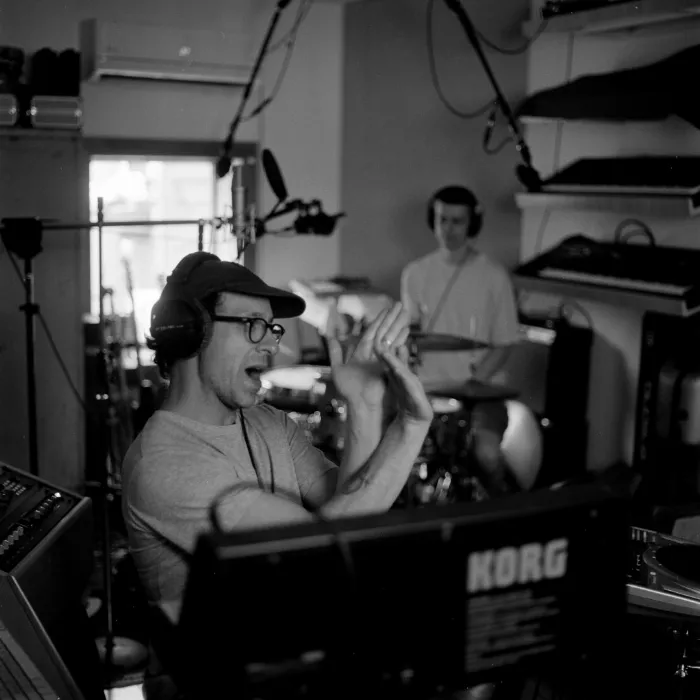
top-left (321, 418), bottom-right (429, 518)
top-left (337, 401), bottom-right (383, 488)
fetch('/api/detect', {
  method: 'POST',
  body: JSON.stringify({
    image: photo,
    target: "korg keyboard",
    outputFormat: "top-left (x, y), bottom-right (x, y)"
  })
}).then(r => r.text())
top-left (514, 235), bottom-right (700, 316)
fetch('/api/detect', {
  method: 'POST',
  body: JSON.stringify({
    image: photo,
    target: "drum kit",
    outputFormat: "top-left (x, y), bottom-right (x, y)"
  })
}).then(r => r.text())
top-left (260, 330), bottom-right (543, 507)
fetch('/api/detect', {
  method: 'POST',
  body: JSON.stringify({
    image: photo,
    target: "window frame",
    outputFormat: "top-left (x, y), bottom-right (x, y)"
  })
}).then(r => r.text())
top-left (84, 137), bottom-right (259, 272)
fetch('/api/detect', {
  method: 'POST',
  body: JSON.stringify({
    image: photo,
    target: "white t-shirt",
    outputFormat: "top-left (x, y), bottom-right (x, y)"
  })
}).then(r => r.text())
top-left (400, 249), bottom-right (519, 385)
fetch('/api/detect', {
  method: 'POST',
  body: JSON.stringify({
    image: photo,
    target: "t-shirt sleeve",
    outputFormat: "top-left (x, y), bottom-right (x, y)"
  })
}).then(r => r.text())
top-left (490, 269), bottom-right (520, 346)
top-left (282, 411), bottom-right (338, 508)
top-left (124, 447), bottom-right (264, 556)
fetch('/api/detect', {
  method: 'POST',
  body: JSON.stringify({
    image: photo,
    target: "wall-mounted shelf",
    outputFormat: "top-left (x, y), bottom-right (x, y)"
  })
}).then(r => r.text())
top-left (0, 128), bottom-right (82, 142)
top-left (515, 191), bottom-right (700, 218)
top-left (513, 273), bottom-right (698, 317)
top-left (525, 0), bottom-right (700, 34)
top-left (518, 115), bottom-right (662, 125)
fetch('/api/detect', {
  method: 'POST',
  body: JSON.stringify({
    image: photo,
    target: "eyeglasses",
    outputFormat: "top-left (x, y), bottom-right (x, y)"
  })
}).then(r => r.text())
top-left (211, 315), bottom-right (286, 344)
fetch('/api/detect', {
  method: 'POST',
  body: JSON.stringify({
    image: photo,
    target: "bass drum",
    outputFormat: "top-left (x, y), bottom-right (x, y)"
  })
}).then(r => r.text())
top-left (411, 399), bottom-right (544, 506)
top-left (500, 399), bottom-right (543, 493)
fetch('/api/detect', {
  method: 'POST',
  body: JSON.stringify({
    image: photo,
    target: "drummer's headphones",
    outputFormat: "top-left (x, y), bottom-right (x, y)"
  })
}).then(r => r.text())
top-left (426, 185), bottom-right (483, 239)
top-left (147, 252), bottom-right (220, 361)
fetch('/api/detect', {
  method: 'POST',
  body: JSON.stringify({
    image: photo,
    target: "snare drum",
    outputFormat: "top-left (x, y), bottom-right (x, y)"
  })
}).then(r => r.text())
top-left (259, 365), bottom-right (331, 447)
top-left (259, 365), bottom-right (331, 413)
top-left (409, 399), bottom-right (543, 506)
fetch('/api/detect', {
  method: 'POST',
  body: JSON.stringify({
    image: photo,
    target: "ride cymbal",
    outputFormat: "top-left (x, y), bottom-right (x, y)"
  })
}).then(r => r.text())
top-left (423, 378), bottom-right (518, 402)
top-left (409, 332), bottom-right (491, 352)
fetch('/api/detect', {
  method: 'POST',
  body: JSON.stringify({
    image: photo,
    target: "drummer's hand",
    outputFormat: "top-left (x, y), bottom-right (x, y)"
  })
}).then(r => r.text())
top-left (377, 344), bottom-right (433, 425)
top-left (328, 302), bottom-right (410, 410)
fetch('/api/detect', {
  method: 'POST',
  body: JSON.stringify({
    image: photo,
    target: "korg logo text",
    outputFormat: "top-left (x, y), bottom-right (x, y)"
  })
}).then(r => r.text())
top-left (466, 538), bottom-right (568, 593)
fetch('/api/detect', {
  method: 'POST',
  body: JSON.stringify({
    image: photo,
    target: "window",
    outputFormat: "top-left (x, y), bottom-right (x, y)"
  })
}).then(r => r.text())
top-left (88, 156), bottom-right (238, 349)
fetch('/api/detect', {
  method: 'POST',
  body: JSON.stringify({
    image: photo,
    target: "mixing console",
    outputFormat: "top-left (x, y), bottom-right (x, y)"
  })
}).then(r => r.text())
top-left (0, 463), bottom-right (81, 573)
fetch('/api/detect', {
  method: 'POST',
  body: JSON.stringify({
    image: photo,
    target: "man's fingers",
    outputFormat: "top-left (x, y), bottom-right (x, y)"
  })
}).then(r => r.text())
top-left (378, 347), bottom-right (412, 380)
top-left (375, 303), bottom-right (406, 344)
top-left (374, 306), bottom-right (411, 357)
top-left (393, 325), bottom-right (410, 351)
top-left (327, 338), bottom-right (344, 368)
top-left (356, 307), bottom-right (390, 354)
top-left (397, 342), bottom-right (409, 365)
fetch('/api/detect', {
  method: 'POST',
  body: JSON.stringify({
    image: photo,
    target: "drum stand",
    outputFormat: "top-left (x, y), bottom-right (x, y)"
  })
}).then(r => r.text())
top-left (90, 200), bottom-right (149, 688)
top-left (433, 403), bottom-right (486, 505)
top-left (672, 626), bottom-right (700, 699)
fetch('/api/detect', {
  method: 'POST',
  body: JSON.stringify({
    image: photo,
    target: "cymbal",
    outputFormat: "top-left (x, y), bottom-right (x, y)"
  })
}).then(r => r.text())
top-left (292, 278), bottom-right (387, 299)
top-left (423, 379), bottom-right (518, 403)
top-left (410, 332), bottom-right (491, 352)
top-left (314, 286), bottom-right (387, 299)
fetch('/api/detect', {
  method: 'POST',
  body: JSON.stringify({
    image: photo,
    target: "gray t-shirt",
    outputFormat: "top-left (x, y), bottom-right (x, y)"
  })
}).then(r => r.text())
top-left (121, 405), bottom-right (337, 603)
top-left (400, 250), bottom-right (519, 384)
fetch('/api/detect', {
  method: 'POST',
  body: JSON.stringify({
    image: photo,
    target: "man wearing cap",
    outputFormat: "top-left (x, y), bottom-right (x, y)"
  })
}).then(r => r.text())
top-left (121, 252), bottom-right (434, 608)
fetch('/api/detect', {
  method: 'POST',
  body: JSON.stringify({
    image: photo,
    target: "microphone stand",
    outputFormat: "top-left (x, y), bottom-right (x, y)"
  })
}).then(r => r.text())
top-left (216, 0), bottom-right (292, 178)
top-left (0, 210), bottom-right (242, 695)
top-left (0, 218), bottom-right (42, 477)
top-left (216, 0), bottom-right (292, 251)
top-left (441, 0), bottom-right (542, 192)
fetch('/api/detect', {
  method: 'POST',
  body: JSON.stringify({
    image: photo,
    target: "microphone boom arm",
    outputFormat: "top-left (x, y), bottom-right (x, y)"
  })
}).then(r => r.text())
top-left (441, 0), bottom-right (542, 191)
top-left (217, 0), bottom-right (293, 176)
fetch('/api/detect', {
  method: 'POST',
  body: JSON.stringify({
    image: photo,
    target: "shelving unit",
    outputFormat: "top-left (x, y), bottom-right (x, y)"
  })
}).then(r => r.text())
top-left (518, 115), bottom-right (663, 125)
top-left (525, 0), bottom-right (700, 34)
top-left (513, 273), bottom-right (698, 317)
top-left (515, 191), bottom-right (700, 218)
top-left (516, 2), bottom-right (700, 219)
top-left (0, 127), bottom-right (82, 141)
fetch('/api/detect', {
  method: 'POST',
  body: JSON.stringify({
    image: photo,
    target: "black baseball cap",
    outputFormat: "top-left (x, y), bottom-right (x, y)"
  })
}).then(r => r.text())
top-left (159, 252), bottom-right (306, 319)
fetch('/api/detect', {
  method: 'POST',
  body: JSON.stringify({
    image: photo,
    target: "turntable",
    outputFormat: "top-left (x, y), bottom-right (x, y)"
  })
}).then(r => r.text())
top-left (628, 526), bottom-right (700, 619)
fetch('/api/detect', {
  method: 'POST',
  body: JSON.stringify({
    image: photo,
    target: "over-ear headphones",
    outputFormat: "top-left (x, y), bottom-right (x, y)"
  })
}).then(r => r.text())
top-left (426, 185), bottom-right (483, 239)
top-left (149, 252), bottom-right (220, 360)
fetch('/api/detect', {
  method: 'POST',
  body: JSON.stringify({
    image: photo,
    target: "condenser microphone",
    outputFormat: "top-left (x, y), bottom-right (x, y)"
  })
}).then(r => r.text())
top-left (234, 165), bottom-right (246, 236)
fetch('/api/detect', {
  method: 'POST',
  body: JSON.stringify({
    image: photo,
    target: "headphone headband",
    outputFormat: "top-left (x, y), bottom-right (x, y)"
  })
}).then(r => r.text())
top-left (169, 251), bottom-right (220, 287)
top-left (426, 185), bottom-right (483, 238)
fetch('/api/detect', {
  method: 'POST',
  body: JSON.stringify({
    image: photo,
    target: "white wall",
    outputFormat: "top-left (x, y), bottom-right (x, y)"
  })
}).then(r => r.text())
top-left (341, 0), bottom-right (529, 297)
top-left (521, 6), bottom-right (700, 470)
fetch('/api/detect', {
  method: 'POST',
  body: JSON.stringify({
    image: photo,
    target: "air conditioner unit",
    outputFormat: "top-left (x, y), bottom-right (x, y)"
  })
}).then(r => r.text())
top-left (79, 19), bottom-right (252, 86)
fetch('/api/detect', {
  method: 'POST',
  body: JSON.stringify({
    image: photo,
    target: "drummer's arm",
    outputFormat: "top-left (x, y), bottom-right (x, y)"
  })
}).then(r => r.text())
top-left (400, 267), bottom-right (421, 326)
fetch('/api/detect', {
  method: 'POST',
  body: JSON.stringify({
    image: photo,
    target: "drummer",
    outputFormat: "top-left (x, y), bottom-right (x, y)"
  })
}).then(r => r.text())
top-left (400, 185), bottom-right (522, 495)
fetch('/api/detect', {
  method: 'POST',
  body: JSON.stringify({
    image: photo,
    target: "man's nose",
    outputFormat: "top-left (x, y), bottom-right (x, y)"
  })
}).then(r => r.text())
top-left (258, 334), bottom-right (279, 356)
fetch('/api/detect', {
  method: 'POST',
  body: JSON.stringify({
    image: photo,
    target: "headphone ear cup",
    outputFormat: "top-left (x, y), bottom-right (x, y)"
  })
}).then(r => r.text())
top-left (468, 206), bottom-right (483, 238)
top-left (426, 198), bottom-right (436, 232)
top-left (150, 297), bottom-right (213, 360)
top-left (427, 196), bottom-right (483, 237)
